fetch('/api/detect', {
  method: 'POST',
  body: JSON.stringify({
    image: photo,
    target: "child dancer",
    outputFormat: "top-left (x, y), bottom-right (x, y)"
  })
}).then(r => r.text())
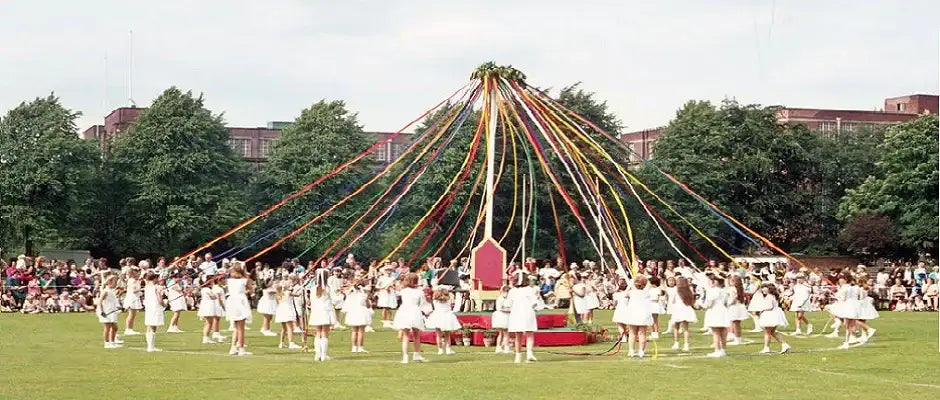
top-left (702, 274), bottom-right (731, 358)
top-left (789, 276), bottom-right (813, 335)
top-left (328, 267), bottom-right (346, 330)
top-left (647, 276), bottom-right (665, 340)
top-left (669, 277), bottom-right (697, 352)
top-left (197, 279), bottom-right (223, 344)
top-left (726, 276), bottom-right (749, 345)
top-left (165, 274), bottom-right (187, 333)
top-left (832, 274), bottom-right (859, 349)
top-left (257, 281), bottom-right (278, 337)
top-left (376, 266), bottom-right (398, 328)
top-left (427, 287), bottom-right (461, 355)
top-left (393, 273), bottom-right (429, 364)
top-left (663, 277), bottom-right (677, 335)
top-left (123, 267), bottom-right (143, 336)
top-left (855, 284), bottom-right (878, 342)
top-left (572, 275), bottom-right (591, 324)
top-left (309, 268), bottom-right (335, 361)
top-left (96, 275), bottom-right (121, 348)
top-left (746, 282), bottom-right (766, 333)
top-left (274, 281), bottom-right (301, 349)
top-left (612, 279), bottom-right (630, 347)
top-left (342, 282), bottom-right (372, 353)
top-left (209, 281), bottom-right (226, 342)
top-left (492, 285), bottom-right (511, 354)
top-left (757, 283), bottom-right (791, 354)
top-left (620, 275), bottom-right (654, 358)
top-left (225, 262), bottom-right (254, 356)
top-left (142, 271), bottom-right (165, 353)
top-left (507, 270), bottom-right (540, 363)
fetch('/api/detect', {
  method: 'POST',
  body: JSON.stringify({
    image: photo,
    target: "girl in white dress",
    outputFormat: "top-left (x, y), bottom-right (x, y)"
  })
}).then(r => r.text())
top-left (308, 268), bottom-right (335, 361)
top-left (619, 275), bottom-right (654, 358)
top-left (702, 274), bottom-right (731, 358)
top-left (831, 274), bottom-right (860, 349)
top-left (663, 277), bottom-right (677, 335)
top-left (197, 280), bottom-right (224, 344)
top-left (342, 283), bottom-right (373, 353)
top-left (208, 282), bottom-right (226, 342)
top-left (669, 277), bottom-right (697, 352)
top-left (491, 285), bottom-right (511, 354)
top-left (96, 275), bottom-right (121, 349)
top-left (507, 270), bottom-right (540, 363)
top-left (376, 266), bottom-right (398, 328)
top-left (427, 287), bottom-right (461, 355)
top-left (757, 284), bottom-right (791, 354)
top-left (726, 276), bottom-right (749, 346)
top-left (855, 284), bottom-right (878, 342)
top-left (274, 280), bottom-right (301, 349)
top-left (225, 262), bottom-right (254, 356)
top-left (647, 276), bottom-right (666, 340)
top-left (393, 273), bottom-right (430, 364)
top-left (256, 281), bottom-right (278, 337)
top-left (611, 280), bottom-right (630, 345)
top-left (789, 276), bottom-right (813, 335)
top-left (165, 274), bottom-right (187, 333)
top-left (142, 271), bottom-right (165, 353)
top-left (572, 276), bottom-right (593, 324)
top-left (746, 281), bottom-right (766, 333)
top-left (584, 277), bottom-right (600, 322)
top-left (122, 267), bottom-right (143, 336)
top-left (328, 268), bottom-right (346, 329)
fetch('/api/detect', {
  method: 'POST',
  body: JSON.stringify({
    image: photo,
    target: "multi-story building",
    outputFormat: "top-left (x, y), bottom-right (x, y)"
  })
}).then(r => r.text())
top-left (82, 107), bottom-right (414, 166)
top-left (619, 94), bottom-right (938, 164)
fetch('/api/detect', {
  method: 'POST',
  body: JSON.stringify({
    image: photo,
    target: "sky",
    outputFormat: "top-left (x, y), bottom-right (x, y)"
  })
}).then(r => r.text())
top-left (1, 1), bottom-right (937, 134)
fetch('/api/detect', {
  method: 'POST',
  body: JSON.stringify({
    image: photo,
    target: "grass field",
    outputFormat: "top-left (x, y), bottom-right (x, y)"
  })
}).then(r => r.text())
top-left (1, 310), bottom-right (937, 400)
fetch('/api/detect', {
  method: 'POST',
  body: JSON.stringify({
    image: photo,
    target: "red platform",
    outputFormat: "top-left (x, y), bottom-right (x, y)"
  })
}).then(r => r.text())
top-left (453, 312), bottom-right (568, 330)
top-left (418, 328), bottom-right (594, 347)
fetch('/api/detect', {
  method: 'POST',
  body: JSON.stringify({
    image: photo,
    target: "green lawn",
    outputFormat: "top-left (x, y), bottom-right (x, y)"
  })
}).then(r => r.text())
top-left (0, 310), bottom-right (937, 400)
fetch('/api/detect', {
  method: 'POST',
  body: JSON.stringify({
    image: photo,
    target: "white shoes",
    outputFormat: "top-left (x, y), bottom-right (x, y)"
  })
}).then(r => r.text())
top-left (237, 348), bottom-right (252, 356)
top-left (146, 347), bottom-right (162, 353)
top-left (514, 353), bottom-right (522, 363)
top-left (847, 336), bottom-right (859, 345)
top-left (682, 343), bottom-right (690, 352)
top-left (260, 329), bottom-right (277, 337)
top-left (113, 338), bottom-right (124, 344)
top-left (166, 327), bottom-right (184, 333)
top-left (705, 351), bottom-right (723, 358)
top-left (401, 356), bottom-right (409, 364)
top-left (202, 337), bottom-right (214, 344)
top-left (791, 328), bottom-right (802, 336)
top-left (526, 352), bottom-right (537, 362)
top-left (229, 347), bottom-right (239, 355)
top-left (124, 329), bottom-right (141, 336)
top-left (104, 343), bottom-right (123, 349)
top-left (759, 346), bottom-right (771, 354)
top-left (806, 325), bottom-right (813, 335)
top-left (627, 350), bottom-right (636, 357)
top-left (437, 348), bottom-right (444, 355)
top-left (837, 342), bottom-right (850, 350)
top-left (671, 342), bottom-right (679, 350)
top-left (824, 331), bottom-right (840, 339)
top-left (636, 350), bottom-right (645, 358)
top-left (749, 327), bottom-right (762, 333)
top-left (445, 348), bottom-right (456, 355)
top-left (351, 346), bottom-right (367, 353)
top-left (358, 347), bottom-right (368, 353)
top-left (780, 344), bottom-right (791, 354)
top-left (412, 353), bottom-right (426, 363)
top-left (866, 329), bottom-right (876, 340)
top-left (365, 326), bottom-right (376, 332)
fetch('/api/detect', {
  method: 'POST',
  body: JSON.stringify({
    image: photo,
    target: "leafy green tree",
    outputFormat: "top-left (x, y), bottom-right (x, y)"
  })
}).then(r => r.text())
top-left (556, 83), bottom-right (624, 137)
top-left (253, 100), bottom-right (375, 258)
top-left (839, 114), bottom-right (939, 250)
top-left (109, 87), bottom-right (250, 257)
top-left (0, 94), bottom-right (100, 255)
top-left (838, 214), bottom-right (900, 257)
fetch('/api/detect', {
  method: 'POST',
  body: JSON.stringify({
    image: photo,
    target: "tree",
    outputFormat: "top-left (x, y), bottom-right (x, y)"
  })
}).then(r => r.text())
top-left (0, 94), bottom-right (100, 255)
top-left (109, 87), bottom-right (250, 257)
top-left (838, 214), bottom-right (900, 257)
top-left (556, 83), bottom-right (624, 137)
top-left (253, 100), bottom-right (375, 258)
top-left (635, 100), bottom-right (829, 255)
top-left (839, 114), bottom-right (939, 250)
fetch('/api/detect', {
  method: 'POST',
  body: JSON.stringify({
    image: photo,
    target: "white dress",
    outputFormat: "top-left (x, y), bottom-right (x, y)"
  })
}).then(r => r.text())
top-left (611, 291), bottom-right (630, 324)
top-left (664, 286), bottom-right (677, 315)
top-left (393, 287), bottom-right (428, 330)
top-left (648, 287), bottom-right (665, 315)
top-left (491, 295), bottom-right (510, 329)
top-left (702, 287), bottom-right (730, 329)
top-left (747, 290), bottom-right (766, 313)
top-left (308, 289), bottom-right (336, 327)
top-left (726, 287), bottom-right (749, 321)
top-left (341, 291), bottom-right (373, 327)
top-left (97, 288), bottom-right (120, 324)
top-left (620, 288), bottom-right (653, 326)
top-left (274, 291), bottom-right (299, 324)
top-left (225, 278), bottom-right (252, 322)
top-left (123, 279), bottom-right (143, 310)
top-left (143, 284), bottom-right (165, 327)
top-left (376, 276), bottom-right (398, 309)
top-left (507, 286), bottom-right (540, 333)
top-left (257, 287), bottom-right (277, 315)
top-left (328, 276), bottom-right (345, 309)
top-left (857, 294), bottom-right (879, 321)
top-left (426, 300), bottom-right (461, 331)
top-left (572, 283), bottom-right (592, 314)
top-left (585, 285), bottom-right (600, 310)
top-left (167, 280), bottom-right (187, 312)
top-left (758, 295), bottom-right (789, 328)
top-left (197, 287), bottom-right (222, 318)
top-left (668, 292), bottom-right (698, 324)
top-left (831, 285), bottom-right (860, 319)
top-left (789, 283), bottom-right (812, 312)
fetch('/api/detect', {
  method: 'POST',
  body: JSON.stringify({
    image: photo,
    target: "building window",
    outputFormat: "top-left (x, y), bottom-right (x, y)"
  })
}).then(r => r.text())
top-left (647, 140), bottom-right (657, 159)
top-left (391, 143), bottom-right (404, 160)
top-left (897, 103), bottom-right (906, 112)
top-left (626, 142), bottom-right (639, 163)
top-left (376, 145), bottom-right (388, 162)
top-left (818, 121), bottom-right (837, 133)
top-left (260, 139), bottom-right (277, 158)
top-left (229, 138), bottom-right (251, 158)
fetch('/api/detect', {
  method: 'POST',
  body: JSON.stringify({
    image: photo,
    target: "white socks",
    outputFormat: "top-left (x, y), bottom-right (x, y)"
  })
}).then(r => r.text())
top-left (145, 331), bottom-right (156, 350)
top-left (317, 338), bottom-right (329, 361)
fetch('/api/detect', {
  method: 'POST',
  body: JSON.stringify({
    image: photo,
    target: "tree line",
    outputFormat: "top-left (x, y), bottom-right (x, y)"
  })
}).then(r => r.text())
top-left (0, 86), bottom-right (935, 263)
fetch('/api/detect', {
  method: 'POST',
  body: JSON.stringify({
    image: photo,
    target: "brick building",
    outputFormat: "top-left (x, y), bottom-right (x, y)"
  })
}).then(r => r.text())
top-left (619, 94), bottom-right (938, 164)
top-left (82, 107), bottom-right (413, 166)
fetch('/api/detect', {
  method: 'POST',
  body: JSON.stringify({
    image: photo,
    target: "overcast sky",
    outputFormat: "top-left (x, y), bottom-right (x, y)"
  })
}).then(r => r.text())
top-left (1, 1), bottom-right (937, 134)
